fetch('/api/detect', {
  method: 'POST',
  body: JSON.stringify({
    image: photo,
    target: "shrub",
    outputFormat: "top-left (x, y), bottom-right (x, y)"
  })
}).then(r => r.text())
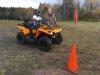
top-left (79, 8), bottom-right (100, 21)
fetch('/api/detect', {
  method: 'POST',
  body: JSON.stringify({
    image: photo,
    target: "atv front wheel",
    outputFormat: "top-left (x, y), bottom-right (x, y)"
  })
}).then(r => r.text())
top-left (17, 32), bottom-right (26, 44)
top-left (38, 36), bottom-right (51, 52)
top-left (52, 33), bottom-right (63, 44)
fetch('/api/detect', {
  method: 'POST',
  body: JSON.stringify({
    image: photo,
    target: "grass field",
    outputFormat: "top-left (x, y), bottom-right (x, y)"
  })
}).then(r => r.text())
top-left (0, 20), bottom-right (100, 75)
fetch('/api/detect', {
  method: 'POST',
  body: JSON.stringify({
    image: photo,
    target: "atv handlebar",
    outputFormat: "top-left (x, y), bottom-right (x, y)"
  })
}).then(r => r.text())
top-left (41, 19), bottom-right (54, 28)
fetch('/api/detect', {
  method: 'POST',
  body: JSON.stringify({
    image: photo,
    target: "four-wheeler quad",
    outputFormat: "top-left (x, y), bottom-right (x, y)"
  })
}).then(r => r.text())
top-left (16, 19), bottom-right (63, 52)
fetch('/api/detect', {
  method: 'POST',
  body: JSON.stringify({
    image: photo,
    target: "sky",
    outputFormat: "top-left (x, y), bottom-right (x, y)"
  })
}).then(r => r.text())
top-left (0, 0), bottom-right (84, 8)
top-left (78, 0), bottom-right (85, 6)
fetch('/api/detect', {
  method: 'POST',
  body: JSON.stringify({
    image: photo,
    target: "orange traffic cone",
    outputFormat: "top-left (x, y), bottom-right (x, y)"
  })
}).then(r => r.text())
top-left (64, 43), bottom-right (79, 73)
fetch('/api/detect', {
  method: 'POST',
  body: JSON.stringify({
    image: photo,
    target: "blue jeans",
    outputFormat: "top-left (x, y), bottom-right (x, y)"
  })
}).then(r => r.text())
top-left (29, 21), bottom-right (39, 29)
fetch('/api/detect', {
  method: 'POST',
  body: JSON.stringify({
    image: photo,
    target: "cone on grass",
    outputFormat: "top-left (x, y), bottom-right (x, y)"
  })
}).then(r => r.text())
top-left (64, 43), bottom-right (79, 73)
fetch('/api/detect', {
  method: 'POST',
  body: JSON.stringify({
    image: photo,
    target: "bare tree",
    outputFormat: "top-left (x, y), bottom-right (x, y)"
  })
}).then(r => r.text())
top-left (85, 0), bottom-right (100, 9)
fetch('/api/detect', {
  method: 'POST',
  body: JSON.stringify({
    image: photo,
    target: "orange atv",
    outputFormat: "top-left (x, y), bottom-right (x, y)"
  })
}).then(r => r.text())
top-left (17, 19), bottom-right (63, 52)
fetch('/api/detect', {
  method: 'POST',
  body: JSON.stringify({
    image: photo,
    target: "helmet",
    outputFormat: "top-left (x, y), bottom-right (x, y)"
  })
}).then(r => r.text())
top-left (34, 9), bottom-right (41, 16)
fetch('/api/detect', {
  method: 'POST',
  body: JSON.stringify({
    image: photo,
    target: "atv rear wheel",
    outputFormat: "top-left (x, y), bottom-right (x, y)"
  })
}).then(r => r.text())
top-left (17, 32), bottom-right (26, 44)
top-left (38, 36), bottom-right (51, 52)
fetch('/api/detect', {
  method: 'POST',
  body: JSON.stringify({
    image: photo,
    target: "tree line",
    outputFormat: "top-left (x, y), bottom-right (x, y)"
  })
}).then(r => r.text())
top-left (0, 7), bottom-right (33, 20)
top-left (0, 0), bottom-right (100, 21)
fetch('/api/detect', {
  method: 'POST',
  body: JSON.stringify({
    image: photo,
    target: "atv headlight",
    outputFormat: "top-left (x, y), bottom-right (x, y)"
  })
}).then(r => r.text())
top-left (48, 31), bottom-right (52, 34)
top-left (59, 28), bottom-right (62, 31)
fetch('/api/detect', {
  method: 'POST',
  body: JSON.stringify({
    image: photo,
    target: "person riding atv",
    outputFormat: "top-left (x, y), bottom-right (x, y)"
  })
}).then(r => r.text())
top-left (23, 9), bottom-right (42, 42)
top-left (17, 9), bottom-right (63, 52)
top-left (40, 6), bottom-right (57, 26)
top-left (32, 9), bottom-right (42, 27)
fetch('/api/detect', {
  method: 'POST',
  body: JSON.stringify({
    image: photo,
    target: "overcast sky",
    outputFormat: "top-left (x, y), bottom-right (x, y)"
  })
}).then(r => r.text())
top-left (0, 0), bottom-right (84, 8)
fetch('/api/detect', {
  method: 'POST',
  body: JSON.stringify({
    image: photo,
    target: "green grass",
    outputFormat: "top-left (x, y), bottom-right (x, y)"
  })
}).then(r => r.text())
top-left (0, 20), bottom-right (100, 75)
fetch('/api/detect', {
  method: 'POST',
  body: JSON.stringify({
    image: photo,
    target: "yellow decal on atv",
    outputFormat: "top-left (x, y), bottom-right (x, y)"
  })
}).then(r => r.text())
top-left (52, 28), bottom-right (62, 33)
top-left (38, 28), bottom-right (53, 35)
top-left (17, 26), bottom-right (30, 35)
top-left (32, 30), bottom-right (37, 33)
top-left (36, 31), bottom-right (41, 38)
